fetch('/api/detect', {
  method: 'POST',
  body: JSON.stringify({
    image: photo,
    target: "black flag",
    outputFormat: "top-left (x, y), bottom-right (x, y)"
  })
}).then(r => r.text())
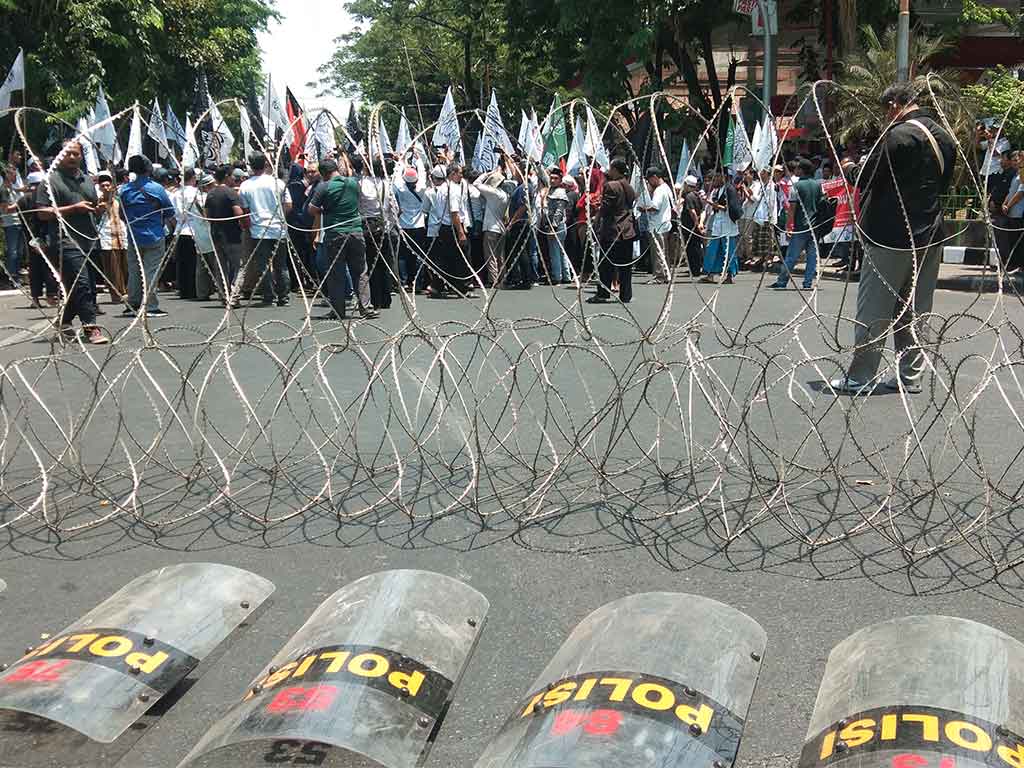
top-left (346, 102), bottom-right (363, 153)
top-left (246, 90), bottom-right (268, 153)
top-left (193, 70), bottom-right (221, 169)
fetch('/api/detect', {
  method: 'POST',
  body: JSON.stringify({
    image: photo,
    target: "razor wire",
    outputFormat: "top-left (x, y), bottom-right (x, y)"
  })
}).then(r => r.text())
top-left (0, 75), bottom-right (1022, 600)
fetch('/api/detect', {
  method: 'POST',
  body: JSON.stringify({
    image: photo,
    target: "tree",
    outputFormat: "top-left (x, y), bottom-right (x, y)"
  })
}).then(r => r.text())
top-left (964, 67), bottom-right (1024, 149)
top-left (0, 0), bottom-right (276, 145)
top-left (832, 25), bottom-right (969, 145)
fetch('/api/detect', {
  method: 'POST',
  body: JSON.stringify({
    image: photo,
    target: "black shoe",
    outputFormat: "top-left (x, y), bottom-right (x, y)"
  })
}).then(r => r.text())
top-left (276, 299), bottom-right (289, 307)
top-left (585, 295), bottom-right (608, 304)
top-left (119, 307), bottom-right (138, 317)
top-left (147, 308), bottom-right (168, 317)
top-left (360, 308), bottom-right (380, 319)
top-left (94, 307), bottom-right (106, 315)
top-left (315, 312), bottom-right (342, 321)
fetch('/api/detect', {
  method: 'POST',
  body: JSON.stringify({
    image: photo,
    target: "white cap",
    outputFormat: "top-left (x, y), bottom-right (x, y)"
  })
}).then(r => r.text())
top-left (684, 175), bottom-right (699, 186)
top-left (25, 171), bottom-right (46, 185)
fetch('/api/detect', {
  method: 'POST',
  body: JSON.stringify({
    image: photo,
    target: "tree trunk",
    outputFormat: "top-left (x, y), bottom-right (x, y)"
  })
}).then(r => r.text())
top-left (701, 27), bottom-right (723, 109)
top-left (838, 0), bottom-right (858, 56)
top-left (664, 21), bottom-right (713, 121)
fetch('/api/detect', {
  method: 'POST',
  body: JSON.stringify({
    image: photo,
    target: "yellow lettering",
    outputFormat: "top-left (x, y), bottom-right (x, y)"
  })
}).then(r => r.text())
top-left (89, 635), bottom-right (132, 658)
top-left (819, 731), bottom-right (837, 760)
top-left (349, 653), bottom-right (389, 678)
top-left (264, 662), bottom-right (298, 689)
top-left (946, 721), bottom-right (992, 752)
top-left (881, 714), bottom-right (897, 740)
top-left (839, 719), bottom-right (875, 748)
top-left (319, 651), bottom-right (350, 674)
top-left (574, 678), bottom-right (597, 701)
top-left (598, 677), bottom-right (633, 702)
top-left (124, 650), bottom-right (169, 674)
top-left (65, 634), bottom-right (99, 653)
top-left (676, 702), bottom-right (714, 734)
top-left (521, 691), bottom-right (545, 717)
top-left (292, 655), bottom-right (317, 678)
top-left (24, 636), bottom-right (67, 659)
top-left (998, 743), bottom-right (1024, 768)
top-left (543, 682), bottom-right (578, 708)
top-left (388, 670), bottom-right (425, 697)
top-left (631, 683), bottom-right (676, 711)
top-left (902, 713), bottom-right (939, 742)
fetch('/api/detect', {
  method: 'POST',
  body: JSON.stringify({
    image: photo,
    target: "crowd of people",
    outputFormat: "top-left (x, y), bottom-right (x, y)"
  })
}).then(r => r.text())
top-left (0, 82), bottom-right (960, 404)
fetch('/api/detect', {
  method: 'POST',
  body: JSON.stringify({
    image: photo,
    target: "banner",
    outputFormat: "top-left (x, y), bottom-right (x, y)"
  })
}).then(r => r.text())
top-left (675, 139), bottom-right (691, 185)
top-left (208, 97), bottom-right (234, 164)
top-left (181, 113), bottom-right (199, 168)
top-left (147, 97), bottom-right (168, 159)
top-left (476, 89), bottom-right (515, 172)
top-left (285, 87), bottom-right (307, 161)
top-left (92, 85), bottom-right (117, 160)
top-left (431, 86), bottom-right (463, 161)
top-left (583, 105), bottom-right (609, 169)
top-left (345, 101), bottom-right (363, 153)
top-left (164, 103), bottom-right (187, 149)
top-left (126, 105), bottom-right (143, 160)
top-left (396, 108), bottom-right (413, 155)
top-left (565, 116), bottom-right (586, 176)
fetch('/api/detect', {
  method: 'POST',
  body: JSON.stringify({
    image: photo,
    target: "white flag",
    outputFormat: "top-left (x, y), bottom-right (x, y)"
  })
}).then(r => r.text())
top-left (378, 116), bottom-right (393, 155)
top-left (259, 76), bottom-right (291, 147)
top-left (92, 85), bottom-right (117, 160)
top-left (524, 109), bottom-right (543, 163)
top-left (0, 49), bottom-right (25, 111)
top-left (431, 86), bottom-right (463, 161)
top-left (147, 97), bottom-right (168, 158)
top-left (675, 139), bottom-right (691, 185)
top-left (477, 90), bottom-right (515, 172)
top-left (165, 102), bottom-right (187, 148)
top-left (584, 105), bottom-right (609, 169)
top-left (238, 101), bottom-right (252, 154)
top-left (517, 110), bottom-right (530, 149)
top-left (732, 108), bottom-right (753, 173)
top-left (755, 115), bottom-right (777, 171)
top-left (565, 116), bottom-right (586, 176)
top-left (396, 108), bottom-right (413, 155)
top-left (305, 109), bottom-right (337, 163)
top-left (77, 117), bottom-right (100, 175)
top-left (750, 119), bottom-right (763, 171)
top-left (182, 113), bottom-right (199, 168)
top-left (208, 98), bottom-right (234, 163)
top-left (126, 105), bottom-right (144, 159)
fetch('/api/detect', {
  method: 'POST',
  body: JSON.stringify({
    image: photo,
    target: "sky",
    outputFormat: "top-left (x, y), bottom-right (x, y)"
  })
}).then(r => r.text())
top-left (257, 0), bottom-right (356, 120)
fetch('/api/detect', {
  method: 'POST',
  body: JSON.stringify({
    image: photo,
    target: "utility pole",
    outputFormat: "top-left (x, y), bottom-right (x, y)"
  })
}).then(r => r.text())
top-left (758, 0), bottom-right (776, 116)
top-left (896, 0), bottom-right (911, 82)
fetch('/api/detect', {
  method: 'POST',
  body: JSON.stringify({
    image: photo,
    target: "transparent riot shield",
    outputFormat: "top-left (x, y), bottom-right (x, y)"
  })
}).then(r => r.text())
top-left (178, 569), bottom-right (489, 768)
top-left (800, 615), bottom-right (1024, 768)
top-left (0, 562), bottom-right (275, 744)
top-left (474, 592), bottom-right (767, 768)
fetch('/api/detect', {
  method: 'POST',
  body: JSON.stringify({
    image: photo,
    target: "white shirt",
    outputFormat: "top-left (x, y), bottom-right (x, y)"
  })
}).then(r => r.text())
top-left (742, 180), bottom-right (760, 219)
top-left (441, 179), bottom-right (470, 226)
top-left (475, 176), bottom-right (509, 234)
top-left (171, 185), bottom-right (200, 237)
top-left (647, 184), bottom-right (673, 234)
top-left (422, 185), bottom-right (446, 237)
top-left (468, 184), bottom-right (484, 225)
top-left (709, 187), bottom-right (739, 238)
top-left (239, 173), bottom-right (291, 240)
top-left (190, 191), bottom-right (214, 253)
top-left (393, 180), bottom-right (427, 229)
top-left (751, 180), bottom-right (776, 225)
top-left (358, 176), bottom-right (384, 219)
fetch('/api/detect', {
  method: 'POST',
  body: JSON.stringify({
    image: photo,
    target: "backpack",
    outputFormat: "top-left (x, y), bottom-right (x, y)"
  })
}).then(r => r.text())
top-left (726, 184), bottom-right (743, 223)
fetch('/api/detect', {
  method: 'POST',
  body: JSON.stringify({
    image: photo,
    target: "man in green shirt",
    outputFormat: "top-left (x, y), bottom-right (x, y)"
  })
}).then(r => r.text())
top-left (307, 155), bottom-right (377, 320)
top-left (771, 158), bottom-right (825, 290)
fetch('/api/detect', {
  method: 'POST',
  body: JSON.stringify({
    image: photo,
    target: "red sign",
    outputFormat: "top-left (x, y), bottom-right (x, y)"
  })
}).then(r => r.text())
top-left (821, 177), bottom-right (860, 228)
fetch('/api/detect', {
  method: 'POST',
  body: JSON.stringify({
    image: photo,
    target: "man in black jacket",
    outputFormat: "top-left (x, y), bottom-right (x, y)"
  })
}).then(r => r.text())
top-left (587, 158), bottom-right (637, 304)
top-left (830, 82), bottom-right (956, 396)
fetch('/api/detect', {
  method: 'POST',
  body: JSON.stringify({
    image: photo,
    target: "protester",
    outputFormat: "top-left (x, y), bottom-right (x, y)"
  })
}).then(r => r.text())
top-left (171, 168), bottom-right (200, 300)
top-left (474, 165), bottom-right (511, 288)
top-left (421, 165), bottom-right (448, 294)
top-left (118, 154), bottom-right (175, 317)
top-left (307, 155), bottom-right (377, 320)
top-left (191, 173), bottom-right (218, 301)
top-left (824, 160), bottom-right (861, 276)
top-left (830, 82), bottom-right (956, 396)
top-left (238, 153), bottom-right (292, 306)
top-left (771, 158), bottom-right (824, 290)
top-left (587, 157), bottom-right (636, 304)
top-left (540, 166), bottom-right (572, 285)
top-left (430, 163), bottom-right (474, 298)
top-left (749, 167), bottom-right (776, 272)
top-left (17, 171), bottom-right (58, 308)
top-left (36, 140), bottom-right (108, 342)
top-left (679, 175), bottom-right (704, 277)
top-left (640, 167), bottom-right (674, 284)
top-left (701, 171), bottom-right (741, 285)
top-left (353, 155), bottom-right (390, 309)
top-left (1000, 154), bottom-right (1024, 273)
top-left (393, 161), bottom-right (428, 293)
top-left (0, 164), bottom-right (23, 288)
top-left (286, 162), bottom-right (315, 289)
top-left (205, 164), bottom-right (244, 308)
top-left (94, 170), bottom-right (128, 305)
top-left (991, 149), bottom-right (1019, 269)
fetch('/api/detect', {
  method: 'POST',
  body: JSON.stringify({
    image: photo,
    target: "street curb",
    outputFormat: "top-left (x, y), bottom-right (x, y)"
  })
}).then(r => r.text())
top-left (776, 266), bottom-right (1024, 293)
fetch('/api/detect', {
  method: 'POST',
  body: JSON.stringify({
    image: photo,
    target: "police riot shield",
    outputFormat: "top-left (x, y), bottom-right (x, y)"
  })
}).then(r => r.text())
top-left (0, 562), bottom-right (275, 744)
top-left (474, 592), bottom-right (767, 768)
top-left (800, 615), bottom-right (1024, 768)
top-left (178, 569), bottom-right (489, 768)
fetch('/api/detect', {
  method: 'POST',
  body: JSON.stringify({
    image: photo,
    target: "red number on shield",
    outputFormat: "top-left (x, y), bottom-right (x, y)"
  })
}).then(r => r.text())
top-left (584, 709), bottom-right (622, 735)
top-left (3, 660), bottom-right (70, 683)
top-left (266, 685), bottom-right (338, 714)
top-left (551, 708), bottom-right (622, 737)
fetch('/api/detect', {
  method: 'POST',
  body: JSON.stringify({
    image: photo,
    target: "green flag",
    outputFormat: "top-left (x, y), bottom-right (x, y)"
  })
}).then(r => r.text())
top-left (722, 116), bottom-right (735, 168)
top-left (541, 93), bottom-right (568, 167)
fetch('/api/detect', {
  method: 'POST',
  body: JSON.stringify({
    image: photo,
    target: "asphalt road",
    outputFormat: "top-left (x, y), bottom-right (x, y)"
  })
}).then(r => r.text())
top-left (0, 275), bottom-right (1023, 768)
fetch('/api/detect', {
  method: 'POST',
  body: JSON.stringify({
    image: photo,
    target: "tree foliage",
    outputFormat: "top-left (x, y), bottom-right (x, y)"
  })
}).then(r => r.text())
top-left (0, 0), bottom-right (277, 124)
top-left (964, 66), bottom-right (1024, 149)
